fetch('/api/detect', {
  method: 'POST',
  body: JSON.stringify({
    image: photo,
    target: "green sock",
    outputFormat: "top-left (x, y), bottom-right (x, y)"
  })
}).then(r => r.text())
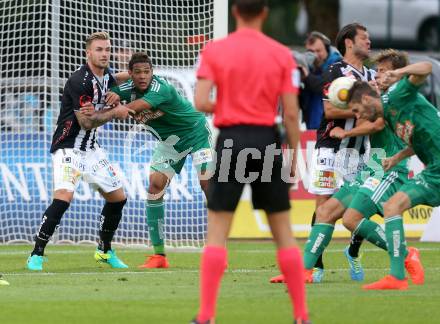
top-left (146, 199), bottom-right (165, 255)
top-left (385, 215), bottom-right (407, 280)
top-left (303, 223), bottom-right (334, 269)
top-left (354, 219), bottom-right (387, 251)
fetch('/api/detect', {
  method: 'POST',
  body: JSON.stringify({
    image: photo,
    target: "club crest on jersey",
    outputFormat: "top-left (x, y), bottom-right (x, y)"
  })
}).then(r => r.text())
top-left (79, 95), bottom-right (92, 106)
top-left (396, 120), bottom-right (414, 145)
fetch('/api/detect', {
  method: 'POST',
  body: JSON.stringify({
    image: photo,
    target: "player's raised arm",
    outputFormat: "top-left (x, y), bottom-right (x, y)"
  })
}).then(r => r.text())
top-left (382, 146), bottom-right (415, 172)
top-left (124, 98), bottom-right (152, 113)
top-left (330, 117), bottom-right (385, 139)
top-left (384, 61), bottom-right (432, 87)
top-left (323, 100), bottom-right (356, 119)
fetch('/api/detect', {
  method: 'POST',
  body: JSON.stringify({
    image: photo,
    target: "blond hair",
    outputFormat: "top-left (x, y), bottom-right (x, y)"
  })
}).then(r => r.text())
top-left (85, 32), bottom-right (110, 49)
top-left (373, 49), bottom-right (409, 70)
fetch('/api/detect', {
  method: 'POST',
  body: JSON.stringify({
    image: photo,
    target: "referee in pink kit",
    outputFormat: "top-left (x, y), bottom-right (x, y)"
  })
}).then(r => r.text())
top-left (192, 0), bottom-right (309, 323)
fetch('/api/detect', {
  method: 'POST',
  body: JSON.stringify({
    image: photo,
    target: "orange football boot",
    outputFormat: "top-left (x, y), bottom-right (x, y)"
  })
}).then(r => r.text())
top-left (138, 254), bottom-right (169, 269)
top-left (362, 275), bottom-right (408, 290)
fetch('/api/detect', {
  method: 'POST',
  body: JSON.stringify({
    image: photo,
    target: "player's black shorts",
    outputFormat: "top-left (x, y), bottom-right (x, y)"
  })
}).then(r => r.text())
top-left (207, 125), bottom-right (290, 213)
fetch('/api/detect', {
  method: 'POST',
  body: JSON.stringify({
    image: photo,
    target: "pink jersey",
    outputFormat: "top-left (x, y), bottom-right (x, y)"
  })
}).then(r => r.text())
top-left (197, 28), bottom-right (299, 127)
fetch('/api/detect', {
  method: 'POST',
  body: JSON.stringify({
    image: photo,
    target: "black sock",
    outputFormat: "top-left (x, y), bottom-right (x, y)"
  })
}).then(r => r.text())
top-left (98, 199), bottom-right (126, 253)
top-left (32, 199), bottom-right (70, 256)
top-left (348, 233), bottom-right (364, 258)
top-left (310, 211), bottom-right (324, 269)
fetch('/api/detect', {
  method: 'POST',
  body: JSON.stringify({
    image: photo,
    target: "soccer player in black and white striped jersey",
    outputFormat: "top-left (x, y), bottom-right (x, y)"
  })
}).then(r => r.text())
top-left (307, 23), bottom-right (375, 282)
top-left (271, 23), bottom-right (376, 284)
top-left (26, 32), bottom-right (132, 271)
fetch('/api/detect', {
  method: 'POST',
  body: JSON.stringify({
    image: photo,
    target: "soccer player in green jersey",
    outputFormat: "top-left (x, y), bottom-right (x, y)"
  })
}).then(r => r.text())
top-left (346, 54), bottom-right (435, 290)
top-left (301, 111), bottom-right (421, 284)
top-left (300, 50), bottom-right (425, 285)
top-left (111, 53), bottom-right (213, 268)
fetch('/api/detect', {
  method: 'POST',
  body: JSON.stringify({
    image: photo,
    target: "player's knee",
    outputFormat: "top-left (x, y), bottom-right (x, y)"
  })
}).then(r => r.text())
top-left (103, 199), bottom-right (126, 216)
top-left (383, 197), bottom-right (404, 217)
top-left (53, 189), bottom-right (74, 203)
top-left (316, 204), bottom-right (332, 223)
top-left (148, 174), bottom-right (168, 196)
top-left (317, 202), bottom-right (340, 223)
top-left (342, 213), bottom-right (357, 232)
top-left (45, 199), bottom-right (70, 223)
top-left (100, 199), bottom-right (127, 231)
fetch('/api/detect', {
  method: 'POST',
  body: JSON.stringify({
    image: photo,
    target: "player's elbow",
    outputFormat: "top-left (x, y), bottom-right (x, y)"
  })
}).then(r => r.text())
top-left (324, 108), bottom-right (337, 119)
top-left (373, 120), bottom-right (385, 132)
top-left (194, 98), bottom-right (213, 113)
top-left (283, 108), bottom-right (298, 125)
top-left (422, 61), bottom-right (433, 74)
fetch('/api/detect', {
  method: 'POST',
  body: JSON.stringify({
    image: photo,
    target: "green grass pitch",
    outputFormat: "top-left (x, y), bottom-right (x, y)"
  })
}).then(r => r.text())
top-left (1, 241), bottom-right (440, 324)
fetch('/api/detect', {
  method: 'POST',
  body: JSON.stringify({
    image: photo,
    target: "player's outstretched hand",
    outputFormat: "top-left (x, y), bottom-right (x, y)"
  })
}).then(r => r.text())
top-left (330, 127), bottom-right (346, 139)
top-left (382, 70), bottom-right (402, 88)
top-left (368, 80), bottom-right (380, 95)
top-left (79, 102), bottom-right (95, 116)
top-left (112, 104), bottom-right (131, 120)
top-left (105, 92), bottom-right (120, 108)
top-left (382, 156), bottom-right (398, 172)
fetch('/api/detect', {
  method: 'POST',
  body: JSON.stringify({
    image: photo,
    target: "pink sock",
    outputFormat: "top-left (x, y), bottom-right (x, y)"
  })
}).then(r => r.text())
top-left (277, 247), bottom-right (309, 321)
top-left (197, 246), bottom-right (227, 322)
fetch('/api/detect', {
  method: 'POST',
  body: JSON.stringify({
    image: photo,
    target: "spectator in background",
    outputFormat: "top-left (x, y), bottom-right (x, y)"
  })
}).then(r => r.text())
top-left (299, 31), bottom-right (342, 129)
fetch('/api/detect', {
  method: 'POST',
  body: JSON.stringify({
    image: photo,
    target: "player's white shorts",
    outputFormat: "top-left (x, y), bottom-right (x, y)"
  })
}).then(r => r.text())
top-left (52, 147), bottom-right (122, 193)
top-left (308, 147), bottom-right (366, 195)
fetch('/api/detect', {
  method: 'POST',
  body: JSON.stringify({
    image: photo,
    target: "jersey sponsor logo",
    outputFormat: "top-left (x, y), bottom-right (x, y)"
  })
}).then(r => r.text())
top-left (135, 110), bottom-right (165, 123)
top-left (192, 148), bottom-right (213, 165)
top-left (318, 157), bottom-right (334, 167)
top-left (62, 166), bottom-right (81, 185)
top-left (107, 165), bottom-right (117, 177)
top-left (91, 158), bottom-right (110, 173)
top-left (313, 170), bottom-right (336, 189)
top-left (361, 177), bottom-right (381, 191)
top-left (396, 120), bottom-right (414, 145)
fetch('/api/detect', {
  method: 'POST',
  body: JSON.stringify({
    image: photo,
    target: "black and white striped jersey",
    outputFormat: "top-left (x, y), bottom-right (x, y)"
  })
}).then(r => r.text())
top-left (50, 64), bottom-right (116, 153)
top-left (316, 60), bottom-right (376, 154)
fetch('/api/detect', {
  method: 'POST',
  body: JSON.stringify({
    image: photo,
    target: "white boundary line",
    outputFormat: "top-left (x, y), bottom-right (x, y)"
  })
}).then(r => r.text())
top-left (1, 247), bottom-right (439, 256)
top-left (4, 267), bottom-right (440, 277)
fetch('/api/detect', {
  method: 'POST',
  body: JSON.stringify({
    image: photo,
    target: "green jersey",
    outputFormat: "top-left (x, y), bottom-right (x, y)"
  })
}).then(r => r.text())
top-left (368, 121), bottom-right (408, 173)
top-left (382, 77), bottom-right (440, 166)
top-left (112, 75), bottom-right (206, 141)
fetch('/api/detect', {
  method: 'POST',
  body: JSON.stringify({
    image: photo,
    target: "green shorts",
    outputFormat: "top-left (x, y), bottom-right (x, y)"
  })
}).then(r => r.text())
top-left (332, 176), bottom-right (363, 208)
top-left (398, 165), bottom-right (440, 207)
top-left (349, 170), bottom-right (409, 218)
top-left (332, 163), bottom-right (383, 208)
top-left (151, 121), bottom-right (214, 176)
